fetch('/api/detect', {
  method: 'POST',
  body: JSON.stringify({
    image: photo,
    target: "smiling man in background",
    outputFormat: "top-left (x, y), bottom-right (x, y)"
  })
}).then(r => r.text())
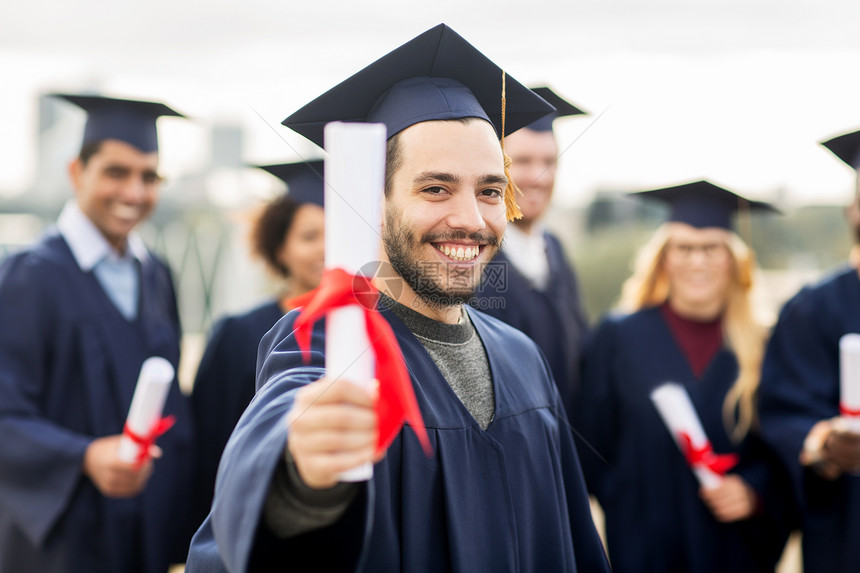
top-left (471, 87), bottom-right (590, 418)
top-left (0, 94), bottom-right (194, 573)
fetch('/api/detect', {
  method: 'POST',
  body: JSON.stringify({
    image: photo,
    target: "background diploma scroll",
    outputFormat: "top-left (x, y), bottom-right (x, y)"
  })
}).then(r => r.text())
top-left (117, 356), bottom-right (176, 464)
top-left (650, 382), bottom-right (726, 490)
top-left (324, 121), bottom-right (387, 482)
top-left (840, 333), bottom-right (860, 432)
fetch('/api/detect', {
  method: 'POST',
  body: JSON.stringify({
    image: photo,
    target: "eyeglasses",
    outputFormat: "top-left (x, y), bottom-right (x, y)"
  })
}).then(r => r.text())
top-left (666, 242), bottom-right (729, 262)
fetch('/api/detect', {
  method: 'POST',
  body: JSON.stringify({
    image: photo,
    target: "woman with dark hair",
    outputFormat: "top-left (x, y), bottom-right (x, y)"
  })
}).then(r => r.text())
top-left (189, 160), bottom-right (324, 531)
top-left (575, 181), bottom-right (796, 572)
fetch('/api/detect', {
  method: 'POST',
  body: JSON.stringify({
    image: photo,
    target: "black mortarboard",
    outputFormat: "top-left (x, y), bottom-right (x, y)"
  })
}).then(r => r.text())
top-left (631, 180), bottom-right (777, 230)
top-left (52, 93), bottom-right (185, 153)
top-left (820, 129), bottom-right (860, 169)
top-left (281, 24), bottom-right (555, 147)
top-left (256, 160), bottom-right (325, 207)
top-left (525, 87), bottom-right (586, 132)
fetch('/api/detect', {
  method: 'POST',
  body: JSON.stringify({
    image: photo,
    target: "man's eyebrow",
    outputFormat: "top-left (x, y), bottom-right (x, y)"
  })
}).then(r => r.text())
top-left (477, 174), bottom-right (508, 187)
top-left (412, 172), bottom-right (508, 187)
top-left (413, 171), bottom-right (460, 185)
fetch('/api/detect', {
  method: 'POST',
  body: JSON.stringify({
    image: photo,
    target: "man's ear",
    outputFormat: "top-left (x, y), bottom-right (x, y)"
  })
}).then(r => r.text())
top-left (67, 158), bottom-right (84, 194)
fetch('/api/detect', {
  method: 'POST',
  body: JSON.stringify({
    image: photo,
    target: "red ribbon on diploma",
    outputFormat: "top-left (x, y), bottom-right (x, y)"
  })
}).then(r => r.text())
top-left (123, 415), bottom-right (176, 467)
top-left (677, 432), bottom-right (738, 476)
top-left (840, 404), bottom-right (860, 417)
top-left (290, 267), bottom-right (431, 456)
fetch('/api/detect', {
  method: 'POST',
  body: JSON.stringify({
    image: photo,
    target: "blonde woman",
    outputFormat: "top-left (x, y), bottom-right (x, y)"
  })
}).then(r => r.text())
top-left (575, 181), bottom-right (795, 572)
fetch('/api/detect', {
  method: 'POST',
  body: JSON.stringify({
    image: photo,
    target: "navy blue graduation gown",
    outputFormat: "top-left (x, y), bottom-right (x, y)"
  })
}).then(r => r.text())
top-left (575, 307), bottom-right (794, 573)
top-left (190, 300), bottom-right (284, 533)
top-left (186, 305), bottom-right (609, 573)
top-left (471, 231), bottom-right (588, 418)
top-left (0, 231), bottom-right (195, 573)
top-left (758, 266), bottom-right (860, 573)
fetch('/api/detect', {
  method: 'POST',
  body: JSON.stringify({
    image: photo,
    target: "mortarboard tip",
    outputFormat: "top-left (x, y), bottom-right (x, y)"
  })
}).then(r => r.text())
top-left (524, 87), bottom-right (587, 133)
top-left (820, 129), bottom-right (860, 170)
top-left (630, 180), bottom-right (778, 230)
top-left (51, 93), bottom-right (185, 153)
top-left (253, 159), bottom-right (325, 207)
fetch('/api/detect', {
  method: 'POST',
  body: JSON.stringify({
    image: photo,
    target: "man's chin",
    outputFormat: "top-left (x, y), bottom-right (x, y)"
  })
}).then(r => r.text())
top-left (413, 286), bottom-right (476, 309)
top-left (101, 226), bottom-right (133, 247)
top-left (106, 219), bottom-right (139, 238)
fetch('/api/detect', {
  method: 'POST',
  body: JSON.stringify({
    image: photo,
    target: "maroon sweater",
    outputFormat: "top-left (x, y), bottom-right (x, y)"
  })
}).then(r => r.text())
top-left (660, 302), bottom-right (723, 379)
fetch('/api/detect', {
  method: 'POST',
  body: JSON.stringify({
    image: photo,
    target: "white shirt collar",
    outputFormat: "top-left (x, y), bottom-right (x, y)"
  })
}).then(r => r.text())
top-left (502, 222), bottom-right (550, 289)
top-left (505, 222), bottom-right (545, 242)
top-left (57, 200), bottom-right (149, 271)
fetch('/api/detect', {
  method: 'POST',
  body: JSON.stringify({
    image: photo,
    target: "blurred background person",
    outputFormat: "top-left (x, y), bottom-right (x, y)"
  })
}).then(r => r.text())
top-left (758, 129), bottom-right (860, 573)
top-left (472, 87), bottom-right (590, 416)
top-left (189, 159), bottom-right (324, 533)
top-left (575, 181), bottom-right (795, 572)
top-left (0, 94), bottom-right (194, 573)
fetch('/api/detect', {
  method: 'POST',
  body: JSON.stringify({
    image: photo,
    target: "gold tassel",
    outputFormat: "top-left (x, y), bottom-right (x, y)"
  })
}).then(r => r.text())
top-left (501, 71), bottom-right (523, 221)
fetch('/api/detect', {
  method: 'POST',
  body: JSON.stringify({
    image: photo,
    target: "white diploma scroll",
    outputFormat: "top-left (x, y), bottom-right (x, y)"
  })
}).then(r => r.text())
top-left (117, 356), bottom-right (176, 463)
top-left (324, 121), bottom-right (387, 482)
top-left (650, 382), bottom-right (723, 489)
top-left (840, 333), bottom-right (860, 432)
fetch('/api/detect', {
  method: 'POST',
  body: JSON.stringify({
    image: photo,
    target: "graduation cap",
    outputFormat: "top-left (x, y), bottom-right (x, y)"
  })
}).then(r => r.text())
top-left (51, 93), bottom-right (185, 153)
top-left (631, 180), bottom-right (777, 230)
top-left (820, 129), bottom-right (860, 169)
top-left (524, 87), bottom-right (586, 132)
top-left (281, 24), bottom-right (555, 147)
top-left (282, 24), bottom-right (555, 221)
top-left (255, 160), bottom-right (325, 207)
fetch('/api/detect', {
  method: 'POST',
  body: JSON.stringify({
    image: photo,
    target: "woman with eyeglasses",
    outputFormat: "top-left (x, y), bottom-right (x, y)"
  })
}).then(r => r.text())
top-left (574, 181), bottom-right (796, 572)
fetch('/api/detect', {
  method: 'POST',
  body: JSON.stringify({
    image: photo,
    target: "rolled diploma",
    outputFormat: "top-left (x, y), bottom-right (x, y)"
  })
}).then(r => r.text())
top-left (324, 121), bottom-right (386, 482)
top-left (840, 333), bottom-right (860, 432)
top-left (650, 382), bottom-right (722, 489)
top-left (117, 356), bottom-right (176, 462)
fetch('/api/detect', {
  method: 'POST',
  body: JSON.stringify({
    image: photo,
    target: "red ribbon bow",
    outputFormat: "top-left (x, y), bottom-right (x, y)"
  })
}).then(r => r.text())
top-left (677, 432), bottom-right (738, 476)
top-left (290, 267), bottom-right (431, 456)
top-left (840, 404), bottom-right (860, 417)
top-left (123, 415), bottom-right (175, 467)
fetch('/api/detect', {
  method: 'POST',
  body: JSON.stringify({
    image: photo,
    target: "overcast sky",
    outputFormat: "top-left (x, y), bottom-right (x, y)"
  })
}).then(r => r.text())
top-left (3, 0), bottom-right (860, 207)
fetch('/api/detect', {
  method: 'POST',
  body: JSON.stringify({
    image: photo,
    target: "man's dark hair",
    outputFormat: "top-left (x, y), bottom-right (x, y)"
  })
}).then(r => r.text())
top-left (77, 141), bottom-right (104, 166)
top-left (384, 133), bottom-right (403, 198)
top-left (251, 194), bottom-right (302, 278)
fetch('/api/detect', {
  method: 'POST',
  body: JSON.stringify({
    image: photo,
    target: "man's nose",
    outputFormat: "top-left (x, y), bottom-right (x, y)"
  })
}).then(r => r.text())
top-left (120, 175), bottom-right (148, 202)
top-left (445, 193), bottom-right (487, 233)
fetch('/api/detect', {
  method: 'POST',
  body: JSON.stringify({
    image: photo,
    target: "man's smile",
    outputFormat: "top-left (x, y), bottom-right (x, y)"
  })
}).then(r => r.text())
top-left (432, 242), bottom-right (483, 262)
